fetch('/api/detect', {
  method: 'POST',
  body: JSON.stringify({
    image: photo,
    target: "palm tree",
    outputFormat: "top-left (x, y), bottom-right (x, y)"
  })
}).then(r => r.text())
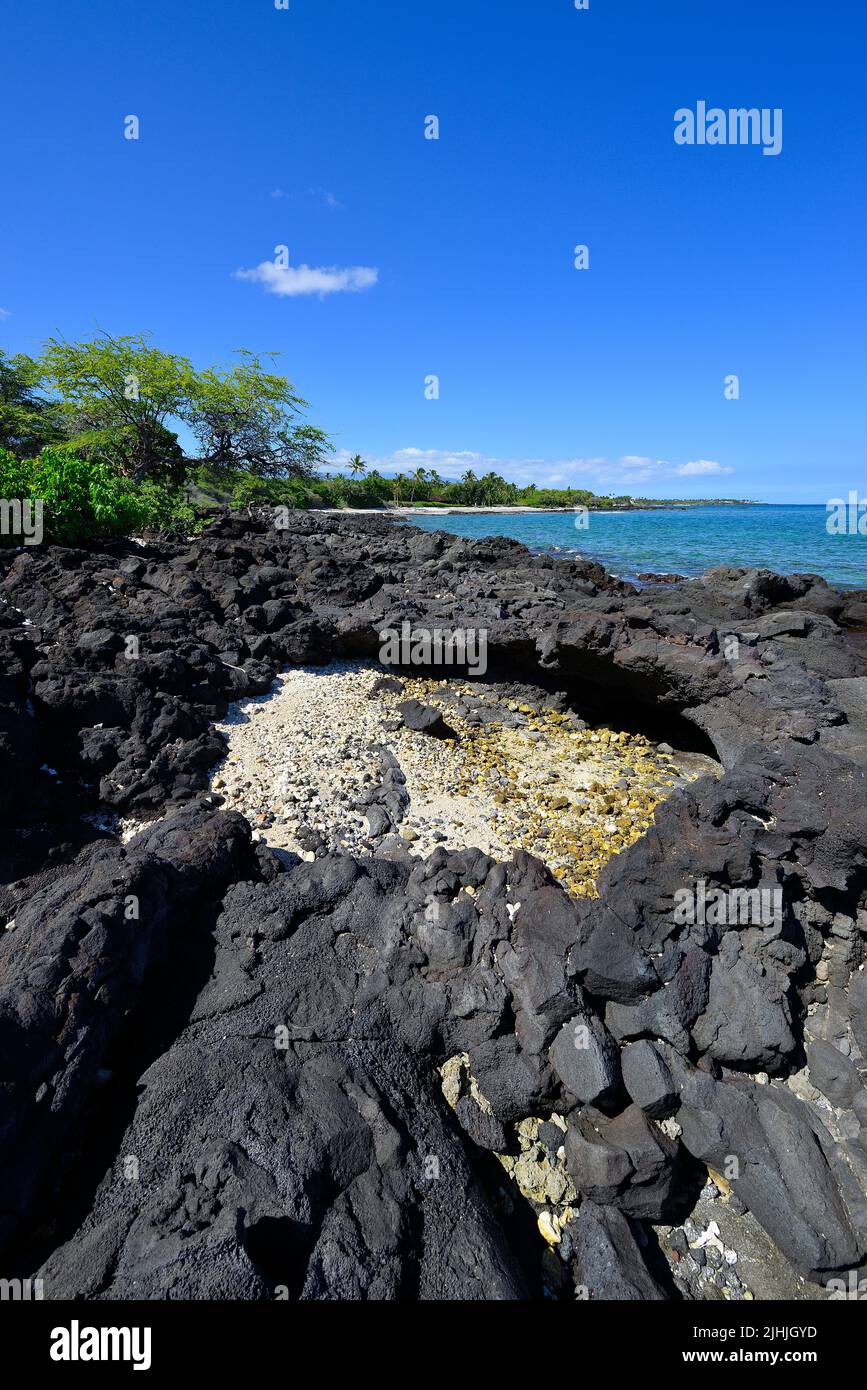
top-left (409, 466), bottom-right (428, 504)
top-left (392, 473), bottom-right (406, 504)
top-left (460, 468), bottom-right (477, 504)
top-left (348, 454), bottom-right (367, 482)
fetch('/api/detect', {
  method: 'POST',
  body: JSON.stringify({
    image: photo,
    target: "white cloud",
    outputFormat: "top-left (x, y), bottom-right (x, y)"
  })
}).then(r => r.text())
top-left (675, 459), bottom-right (733, 476)
top-left (328, 448), bottom-right (734, 491)
top-left (234, 261), bottom-right (378, 298)
top-left (567, 455), bottom-right (733, 484)
top-left (0, 307), bottom-right (10, 319)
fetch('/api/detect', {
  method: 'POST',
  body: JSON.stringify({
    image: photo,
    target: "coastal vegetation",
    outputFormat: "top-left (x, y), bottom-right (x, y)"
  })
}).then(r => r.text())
top-left (0, 334), bottom-right (328, 544)
top-left (1, 333), bottom-right (751, 546)
top-left (200, 465), bottom-right (753, 513)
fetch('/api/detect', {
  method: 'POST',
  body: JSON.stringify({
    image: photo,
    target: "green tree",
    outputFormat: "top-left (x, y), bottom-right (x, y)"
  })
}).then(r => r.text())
top-left (458, 468), bottom-right (479, 504)
top-left (392, 473), bottom-right (406, 504)
top-left (53, 421), bottom-right (186, 489)
top-left (348, 453), bottom-right (368, 482)
top-left (185, 350), bottom-right (328, 479)
top-left (354, 468), bottom-right (390, 507)
top-left (40, 332), bottom-right (190, 484)
top-left (476, 470), bottom-right (512, 505)
top-left (408, 466), bottom-right (428, 503)
top-left (0, 350), bottom-right (65, 457)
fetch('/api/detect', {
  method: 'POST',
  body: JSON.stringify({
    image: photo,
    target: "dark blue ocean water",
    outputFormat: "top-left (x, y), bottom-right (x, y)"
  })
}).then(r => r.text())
top-left (407, 505), bottom-right (867, 590)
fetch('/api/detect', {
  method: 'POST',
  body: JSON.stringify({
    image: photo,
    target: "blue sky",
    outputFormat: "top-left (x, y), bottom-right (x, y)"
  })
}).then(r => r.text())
top-left (2, 0), bottom-right (865, 501)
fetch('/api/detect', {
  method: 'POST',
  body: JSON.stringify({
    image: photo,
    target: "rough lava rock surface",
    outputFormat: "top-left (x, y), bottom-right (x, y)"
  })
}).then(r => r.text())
top-left (1, 510), bottom-right (866, 1299)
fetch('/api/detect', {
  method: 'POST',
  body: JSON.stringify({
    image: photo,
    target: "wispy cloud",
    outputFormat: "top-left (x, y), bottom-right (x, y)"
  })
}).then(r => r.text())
top-left (611, 456), bottom-right (732, 482)
top-left (270, 187), bottom-right (344, 209)
top-left (329, 448), bottom-right (733, 490)
top-left (0, 307), bottom-right (10, 319)
top-left (234, 261), bottom-right (378, 298)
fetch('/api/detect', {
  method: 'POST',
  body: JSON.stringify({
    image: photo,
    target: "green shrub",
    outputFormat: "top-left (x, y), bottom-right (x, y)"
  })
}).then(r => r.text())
top-left (0, 446), bottom-right (195, 546)
top-left (134, 478), bottom-right (198, 534)
top-left (226, 472), bottom-right (317, 510)
top-left (0, 447), bottom-right (33, 503)
top-left (269, 477), bottom-right (315, 508)
top-left (230, 471), bottom-right (268, 508)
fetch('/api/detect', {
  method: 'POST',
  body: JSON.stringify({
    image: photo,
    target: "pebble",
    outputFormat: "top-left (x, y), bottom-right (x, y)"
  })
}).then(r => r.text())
top-left (209, 660), bottom-right (709, 903)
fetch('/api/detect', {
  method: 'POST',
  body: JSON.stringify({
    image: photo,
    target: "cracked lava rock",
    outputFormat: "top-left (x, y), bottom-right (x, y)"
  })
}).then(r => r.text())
top-left (1, 509), bottom-right (866, 1300)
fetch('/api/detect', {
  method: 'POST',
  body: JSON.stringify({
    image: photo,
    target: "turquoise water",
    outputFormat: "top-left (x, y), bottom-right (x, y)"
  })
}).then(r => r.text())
top-left (407, 505), bottom-right (867, 590)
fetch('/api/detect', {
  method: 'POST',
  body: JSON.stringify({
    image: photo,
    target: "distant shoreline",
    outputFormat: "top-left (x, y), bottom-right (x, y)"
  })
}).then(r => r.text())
top-left (322, 502), bottom-right (764, 517)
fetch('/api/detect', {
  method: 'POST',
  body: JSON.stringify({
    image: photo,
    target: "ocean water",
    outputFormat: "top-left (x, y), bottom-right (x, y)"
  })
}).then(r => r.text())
top-left (407, 505), bottom-right (867, 590)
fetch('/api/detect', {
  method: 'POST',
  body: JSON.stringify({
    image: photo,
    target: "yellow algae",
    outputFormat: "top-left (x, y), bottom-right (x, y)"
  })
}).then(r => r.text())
top-left (395, 673), bottom-right (704, 899)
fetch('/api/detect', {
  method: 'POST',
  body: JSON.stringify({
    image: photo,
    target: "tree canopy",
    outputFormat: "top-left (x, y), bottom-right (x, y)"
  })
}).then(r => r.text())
top-left (41, 332), bottom-right (191, 483)
top-left (184, 350), bottom-right (328, 478)
top-left (0, 350), bottom-right (66, 458)
top-left (27, 332), bottom-right (330, 484)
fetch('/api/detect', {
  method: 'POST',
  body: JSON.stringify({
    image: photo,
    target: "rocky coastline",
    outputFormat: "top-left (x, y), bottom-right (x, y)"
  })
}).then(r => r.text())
top-left (1, 509), bottom-right (866, 1301)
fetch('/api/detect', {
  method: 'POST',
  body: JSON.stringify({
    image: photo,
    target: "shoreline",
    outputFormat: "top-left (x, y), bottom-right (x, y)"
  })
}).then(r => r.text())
top-left (321, 503), bottom-right (762, 516)
top-left (313, 504), bottom-right (867, 593)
